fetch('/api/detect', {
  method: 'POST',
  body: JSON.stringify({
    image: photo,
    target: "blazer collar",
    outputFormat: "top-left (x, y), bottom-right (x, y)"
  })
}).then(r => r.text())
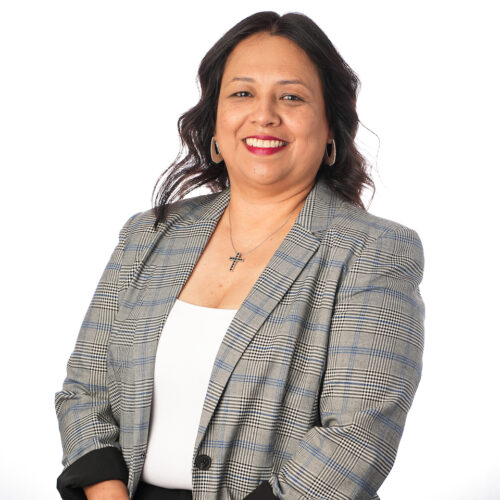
top-left (162, 175), bottom-right (343, 238)
top-left (133, 176), bottom-right (344, 453)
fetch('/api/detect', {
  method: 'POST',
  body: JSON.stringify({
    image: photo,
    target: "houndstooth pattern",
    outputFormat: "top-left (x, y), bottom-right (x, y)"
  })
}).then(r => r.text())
top-left (55, 177), bottom-right (425, 499)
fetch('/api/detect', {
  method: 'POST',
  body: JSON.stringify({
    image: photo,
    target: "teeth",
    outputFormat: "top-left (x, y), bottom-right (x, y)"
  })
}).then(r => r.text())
top-left (245, 138), bottom-right (287, 148)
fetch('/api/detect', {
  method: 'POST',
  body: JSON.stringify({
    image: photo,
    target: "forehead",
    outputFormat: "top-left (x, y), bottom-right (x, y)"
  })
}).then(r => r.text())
top-left (222, 33), bottom-right (320, 86)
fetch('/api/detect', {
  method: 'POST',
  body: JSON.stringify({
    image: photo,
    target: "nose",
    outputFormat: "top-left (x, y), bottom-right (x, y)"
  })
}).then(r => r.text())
top-left (249, 95), bottom-right (281, 127)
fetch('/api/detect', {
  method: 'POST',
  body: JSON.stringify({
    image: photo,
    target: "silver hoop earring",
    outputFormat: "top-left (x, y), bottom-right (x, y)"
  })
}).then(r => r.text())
top-left (324, 139), bottom-right (336, 166)
top-left (211, 137), bottom-right (223, 164)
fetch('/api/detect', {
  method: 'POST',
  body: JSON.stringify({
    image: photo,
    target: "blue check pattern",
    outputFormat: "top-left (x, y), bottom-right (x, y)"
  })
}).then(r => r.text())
top-left (55, 177), bottom-right (425, 499)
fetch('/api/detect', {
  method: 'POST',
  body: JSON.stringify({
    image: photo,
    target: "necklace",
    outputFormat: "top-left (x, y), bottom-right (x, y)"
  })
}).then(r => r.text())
top-left (227, 199), bottom-right (304, 271)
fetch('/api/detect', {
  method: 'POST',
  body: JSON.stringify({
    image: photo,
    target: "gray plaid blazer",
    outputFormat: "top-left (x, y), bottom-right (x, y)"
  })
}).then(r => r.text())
top-left (55, 177), bottom-right (425, 499)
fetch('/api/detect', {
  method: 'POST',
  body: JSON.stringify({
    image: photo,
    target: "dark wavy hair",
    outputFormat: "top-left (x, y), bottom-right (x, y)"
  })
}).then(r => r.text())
top-left (152, 11), bottom-right (375, 230)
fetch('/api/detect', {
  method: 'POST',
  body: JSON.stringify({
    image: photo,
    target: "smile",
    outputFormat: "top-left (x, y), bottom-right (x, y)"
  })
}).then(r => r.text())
top-left (243, 137), bottom-right (288, 155)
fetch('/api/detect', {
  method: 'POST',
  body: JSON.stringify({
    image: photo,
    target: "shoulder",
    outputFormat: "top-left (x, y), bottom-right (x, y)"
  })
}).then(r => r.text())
top-left (116, 190), bottom-right (220, 258)
top-left (125, 190), bottom-right (218, 232)
top-left (325, 196), bottom-right (424, 261)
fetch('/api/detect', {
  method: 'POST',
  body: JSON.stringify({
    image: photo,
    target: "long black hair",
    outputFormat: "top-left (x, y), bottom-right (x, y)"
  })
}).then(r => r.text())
top-left (152, 11), bottom-right (375, 230)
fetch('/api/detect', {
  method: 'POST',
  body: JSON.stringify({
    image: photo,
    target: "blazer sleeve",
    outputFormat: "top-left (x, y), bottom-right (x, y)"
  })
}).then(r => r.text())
top-left (269, 225), bottom-right (425, 500)
top-left (54, 212), bottom-right (141, 499)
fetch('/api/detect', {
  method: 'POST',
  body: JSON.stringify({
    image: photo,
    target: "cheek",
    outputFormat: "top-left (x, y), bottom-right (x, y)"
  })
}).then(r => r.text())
top-left (292, 118), bottom-right (328, 162)
top-left (300, 114), bottom-right (328, 147)
top-left (294, 118), bottom-right (325, 146)
top-left (216, 108), bottom-right (243, 136)
top-left (290, 107), bottom-right (325, 132)
top-left (218, 100), bottom-right (243, 120)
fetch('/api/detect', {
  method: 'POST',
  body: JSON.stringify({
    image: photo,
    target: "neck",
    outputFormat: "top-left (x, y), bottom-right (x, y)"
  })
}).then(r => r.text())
top-left (222, 180), bottom-right (314, 246)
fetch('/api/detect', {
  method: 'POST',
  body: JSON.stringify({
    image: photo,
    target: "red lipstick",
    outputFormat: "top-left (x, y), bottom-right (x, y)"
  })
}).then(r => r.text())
top-left (243, 135), bottom-right (288, 156)
top-left (246, 135), bottom-right (287, 141)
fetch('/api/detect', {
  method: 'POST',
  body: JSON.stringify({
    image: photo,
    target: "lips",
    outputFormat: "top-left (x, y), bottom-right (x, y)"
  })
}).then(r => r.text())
top-left (243, 137), bottom-right (288, 156)
top-left (245, 135), bottom-right (287, 142)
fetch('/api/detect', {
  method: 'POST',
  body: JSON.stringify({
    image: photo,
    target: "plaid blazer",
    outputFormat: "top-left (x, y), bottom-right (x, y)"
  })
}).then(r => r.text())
top-left (55, 176), bottom-right (425, 500)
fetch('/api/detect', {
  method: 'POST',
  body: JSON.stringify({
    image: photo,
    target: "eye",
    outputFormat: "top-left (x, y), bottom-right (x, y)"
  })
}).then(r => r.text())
top-left (282, 94), bottom-right (302, 101)
top-left (230, 91), bottom-right (303, 101)
top-left (232, 91), bottom-right (251, 97)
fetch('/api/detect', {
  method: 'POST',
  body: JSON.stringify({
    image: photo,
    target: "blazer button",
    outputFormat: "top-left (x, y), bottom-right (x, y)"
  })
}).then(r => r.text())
top-left (194, 454), bottom-right (211, 470)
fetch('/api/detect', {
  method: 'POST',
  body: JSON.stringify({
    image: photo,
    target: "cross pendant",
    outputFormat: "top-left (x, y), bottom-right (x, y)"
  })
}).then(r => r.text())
top-left (229, 251), bottom-right (244, 271)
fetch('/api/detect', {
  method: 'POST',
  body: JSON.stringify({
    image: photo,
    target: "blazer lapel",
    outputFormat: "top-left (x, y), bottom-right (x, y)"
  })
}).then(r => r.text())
top-left (129, 177), bottom-right (343, 452)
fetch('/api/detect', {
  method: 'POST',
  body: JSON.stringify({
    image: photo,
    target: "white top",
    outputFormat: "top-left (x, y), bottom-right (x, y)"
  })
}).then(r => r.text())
top-left (141, 298), bottom-right (238, 490)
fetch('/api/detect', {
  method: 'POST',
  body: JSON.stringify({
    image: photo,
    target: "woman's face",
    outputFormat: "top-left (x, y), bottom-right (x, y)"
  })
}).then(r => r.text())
top-left (215, 32), bottom-right (332, 193)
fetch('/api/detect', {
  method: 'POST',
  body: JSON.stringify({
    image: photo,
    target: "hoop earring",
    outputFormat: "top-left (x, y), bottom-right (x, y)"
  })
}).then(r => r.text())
top-left (324, 139), bottom-right (336, 166)
top-left (211, 137), bottom-right (223, 164)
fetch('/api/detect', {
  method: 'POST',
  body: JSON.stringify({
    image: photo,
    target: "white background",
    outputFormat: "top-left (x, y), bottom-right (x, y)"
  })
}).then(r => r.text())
top-left (1, 1), bottom-right (499, 499)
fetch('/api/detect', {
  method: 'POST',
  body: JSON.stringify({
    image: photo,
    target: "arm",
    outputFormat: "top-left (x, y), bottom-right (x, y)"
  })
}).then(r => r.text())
top-left (269, 226), bottom-right (425, 500)
top-left (55, 212), bottom-right (140, 500)
top-left (83, 480), bottom-right (130, 500)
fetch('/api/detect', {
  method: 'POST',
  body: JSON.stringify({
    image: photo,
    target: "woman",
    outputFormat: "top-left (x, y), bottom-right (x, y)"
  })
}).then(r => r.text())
top-left (55, 11), bottom-right (425, 500)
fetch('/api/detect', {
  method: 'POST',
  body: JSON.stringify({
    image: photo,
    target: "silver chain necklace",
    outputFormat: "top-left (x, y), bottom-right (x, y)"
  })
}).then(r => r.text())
top-left (227, 199), bottom-right (304, 271)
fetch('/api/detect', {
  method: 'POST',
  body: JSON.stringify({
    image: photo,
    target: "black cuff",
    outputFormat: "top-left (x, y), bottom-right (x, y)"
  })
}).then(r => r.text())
top-left (243, 480), bottom-right (278, 499)
top-left (56, 447), bottom-right (129, 500)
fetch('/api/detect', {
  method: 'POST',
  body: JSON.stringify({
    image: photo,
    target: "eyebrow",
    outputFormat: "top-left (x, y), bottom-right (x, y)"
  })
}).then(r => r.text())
top-left (229, 76), bottom-right (312, 91)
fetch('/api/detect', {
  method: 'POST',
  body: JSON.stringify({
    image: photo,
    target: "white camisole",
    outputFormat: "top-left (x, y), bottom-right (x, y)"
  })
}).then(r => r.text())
top-left (141, 298), bottom-right (238, 490)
